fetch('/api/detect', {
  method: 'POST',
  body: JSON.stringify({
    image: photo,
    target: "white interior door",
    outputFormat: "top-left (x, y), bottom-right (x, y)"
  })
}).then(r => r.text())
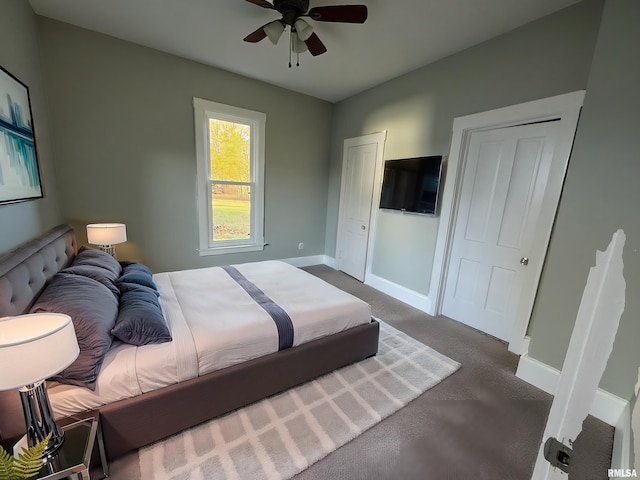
top-left (532, 230), bottom-right (626, 479)
top-left (336, 133), bottom-right (386, 281)
top-left (442, 121), bottom-right (559, 341)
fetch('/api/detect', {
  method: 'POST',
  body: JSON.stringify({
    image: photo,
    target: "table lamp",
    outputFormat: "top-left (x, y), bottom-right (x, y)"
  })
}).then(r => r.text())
top-left (0, 313), bottom-right (79, 456)
top-left (86, 223), bottom-right (127, 257)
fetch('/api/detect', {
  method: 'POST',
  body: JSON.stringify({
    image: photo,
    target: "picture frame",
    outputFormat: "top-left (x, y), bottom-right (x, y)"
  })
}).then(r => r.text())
top-left (0, 65), bottom-right (43, 205)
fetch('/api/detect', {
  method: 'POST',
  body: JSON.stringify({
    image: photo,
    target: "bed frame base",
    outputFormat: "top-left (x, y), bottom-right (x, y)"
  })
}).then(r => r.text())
top-left (100, 319), bottom-right (379, 459)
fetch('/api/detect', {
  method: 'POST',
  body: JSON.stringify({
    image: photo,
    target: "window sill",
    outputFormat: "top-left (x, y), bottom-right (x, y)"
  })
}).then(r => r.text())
top-left (198, 243), bottom-right (265, 257)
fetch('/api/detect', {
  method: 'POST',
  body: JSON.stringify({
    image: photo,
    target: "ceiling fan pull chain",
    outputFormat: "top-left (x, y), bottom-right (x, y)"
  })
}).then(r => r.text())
top-left (288, 28), bottom-right (292, 68)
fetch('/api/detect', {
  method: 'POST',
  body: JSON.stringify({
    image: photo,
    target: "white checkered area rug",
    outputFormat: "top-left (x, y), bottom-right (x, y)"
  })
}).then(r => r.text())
top-left (138, 320), bottom-right (460, 480)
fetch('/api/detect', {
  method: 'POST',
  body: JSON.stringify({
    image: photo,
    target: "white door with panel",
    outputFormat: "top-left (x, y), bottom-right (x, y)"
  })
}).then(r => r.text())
top-left (442, 121), bottom-right (560, 341)
top-left (336, 133), bottom-right (386, 282)
top-left (532, 230), bottom-right (626, 479)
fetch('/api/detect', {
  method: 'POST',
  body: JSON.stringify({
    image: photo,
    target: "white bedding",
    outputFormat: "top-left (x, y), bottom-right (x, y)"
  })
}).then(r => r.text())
top-left (50, 261), bottom-right (372, 416)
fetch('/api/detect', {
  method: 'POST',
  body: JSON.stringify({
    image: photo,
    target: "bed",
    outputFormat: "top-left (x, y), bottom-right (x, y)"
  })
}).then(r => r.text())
top-left (0, 224), bottom-right (379, 460)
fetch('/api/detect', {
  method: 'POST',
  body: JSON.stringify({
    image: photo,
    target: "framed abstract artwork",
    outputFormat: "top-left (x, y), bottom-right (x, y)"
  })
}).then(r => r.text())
top-left (0, 65), bottom-right (43, 204)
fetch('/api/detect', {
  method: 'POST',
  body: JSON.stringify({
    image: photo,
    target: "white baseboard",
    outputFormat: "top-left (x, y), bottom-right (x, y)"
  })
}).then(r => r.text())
top-left (282, 254), bottom-right (332, 268)
top-left (315, 259), bottom-right (433, 313)
top-left (314, 257), bottom-right (433, 312)
top-left (324, 256), bottom-right (337, 269)
top-left (515, 354), bottom-right (560, 397)
top-left (364, 273), bottom-right (432, 313)
top-left (516, 354), bottom-right (631, 469)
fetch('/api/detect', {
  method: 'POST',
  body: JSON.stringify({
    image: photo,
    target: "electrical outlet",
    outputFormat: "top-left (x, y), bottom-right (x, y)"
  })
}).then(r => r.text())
top-left (298, 242), bottom-right (304, 250)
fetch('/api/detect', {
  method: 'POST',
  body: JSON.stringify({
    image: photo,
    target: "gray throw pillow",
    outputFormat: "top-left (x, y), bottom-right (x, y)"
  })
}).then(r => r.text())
top-left (72, 246), bottom-right (122, 277)
top-left (59, 264), bottom-right (119, 297)
top-left (30, 273), bottom-right (118, 390)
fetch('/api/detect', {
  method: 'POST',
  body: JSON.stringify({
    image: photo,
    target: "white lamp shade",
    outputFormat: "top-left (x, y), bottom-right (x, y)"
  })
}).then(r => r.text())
top-left (87, 223), bottom-right (127, 246)
top-left (292, 33), bottom-right (309, 53)
top-left (264, 20), bottom-right (285, 45)
top-left (294, 19), bottom-right (313, 42)
top-left (0, 313), bottom-right (79, 390)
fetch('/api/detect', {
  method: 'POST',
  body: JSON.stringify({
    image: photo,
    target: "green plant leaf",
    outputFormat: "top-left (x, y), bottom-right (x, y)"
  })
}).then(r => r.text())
top-left (0, 434), bottom-right (49, 480)
top-left (0, 444), bottom-right (15, 480)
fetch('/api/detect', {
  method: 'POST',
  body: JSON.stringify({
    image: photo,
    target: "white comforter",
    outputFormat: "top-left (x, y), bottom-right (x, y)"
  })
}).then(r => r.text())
top-left (50, 261), bottom-right (371, 416)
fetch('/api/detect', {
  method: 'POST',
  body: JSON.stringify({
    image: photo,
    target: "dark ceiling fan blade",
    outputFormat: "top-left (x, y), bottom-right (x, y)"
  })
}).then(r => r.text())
top-left (244, 0), bottom-right (275, 9)
top-left (305, 32), bottom-right (327, 56)
top-left (243, 25), bottom-right (268, 43)
top-left (308, 5), bottom-right (368, 23)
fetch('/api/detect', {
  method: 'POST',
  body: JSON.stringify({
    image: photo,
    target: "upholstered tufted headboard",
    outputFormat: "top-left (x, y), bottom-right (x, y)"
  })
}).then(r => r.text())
top-left (0, 224), bottom-right (76, 318)
top-left (0, 225), bottom-right (76, 447)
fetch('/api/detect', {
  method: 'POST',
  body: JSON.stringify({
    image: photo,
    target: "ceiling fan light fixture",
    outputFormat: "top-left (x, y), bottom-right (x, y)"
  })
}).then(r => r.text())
top-left (264, 20), bottom-right (285, 44)
top-left (293, 18), bottom-right (313, 41)
top-left (291, 32), bottom-right (309, 53)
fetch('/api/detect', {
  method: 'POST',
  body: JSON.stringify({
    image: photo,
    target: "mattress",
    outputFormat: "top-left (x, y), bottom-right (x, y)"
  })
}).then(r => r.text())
top-left (50, 261), bottom-right (372, 416)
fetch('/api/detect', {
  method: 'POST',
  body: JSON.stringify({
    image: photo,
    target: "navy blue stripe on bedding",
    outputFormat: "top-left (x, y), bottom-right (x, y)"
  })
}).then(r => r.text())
top-left (222, 265), bottom-right (295, 350)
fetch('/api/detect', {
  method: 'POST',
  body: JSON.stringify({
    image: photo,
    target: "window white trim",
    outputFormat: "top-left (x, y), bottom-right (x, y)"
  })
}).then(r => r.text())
top-left (193, 97), bottom-right (266, 256)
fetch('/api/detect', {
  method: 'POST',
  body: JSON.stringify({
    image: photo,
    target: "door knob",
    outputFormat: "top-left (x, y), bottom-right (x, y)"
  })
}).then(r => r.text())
top-left (520, 257), bottom-right (529, 266)
top-left (361, 225), bottom-right (366, 230)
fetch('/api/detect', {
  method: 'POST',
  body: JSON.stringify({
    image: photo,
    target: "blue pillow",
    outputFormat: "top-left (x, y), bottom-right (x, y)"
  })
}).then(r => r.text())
top-left (119, 261), bottom-right (152, 275)
top-left (116, 262), bottom-right (157, 291)
top-left (112, 283), bottom-right (171, 346)
top-left (118, 280), bottom-right (160, 297)
top-left (30, 274), bottom-right (118, 390)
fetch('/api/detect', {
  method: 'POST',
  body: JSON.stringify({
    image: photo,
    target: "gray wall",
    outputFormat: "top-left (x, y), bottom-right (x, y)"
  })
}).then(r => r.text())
top-left (0, 0), bottom-right (62, 254)
top-left (327, 0), bottom-right (604, 295)
top-left (5, 0), bottom-right (636, 400)
top-left (528, 0), bottom-right (640, 400)
top-left (36, 18), bottom-right (333, 273)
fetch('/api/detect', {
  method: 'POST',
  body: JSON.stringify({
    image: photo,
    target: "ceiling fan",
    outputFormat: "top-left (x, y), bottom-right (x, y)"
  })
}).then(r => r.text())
top-left (243, 0), bottom-right (367, 63)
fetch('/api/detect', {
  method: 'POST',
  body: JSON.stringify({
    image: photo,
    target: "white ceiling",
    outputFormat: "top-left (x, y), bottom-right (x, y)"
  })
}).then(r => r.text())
top-left (28, 0), bottom-right (581, 103)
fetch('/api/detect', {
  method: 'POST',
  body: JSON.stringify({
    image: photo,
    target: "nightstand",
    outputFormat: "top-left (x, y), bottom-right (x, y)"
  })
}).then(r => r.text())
top-left (33, 416), bottom-right (109, 480)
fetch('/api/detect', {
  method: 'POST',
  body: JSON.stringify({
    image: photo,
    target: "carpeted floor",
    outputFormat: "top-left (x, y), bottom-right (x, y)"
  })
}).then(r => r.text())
top-left (104, 265), bottom-right (614, 479)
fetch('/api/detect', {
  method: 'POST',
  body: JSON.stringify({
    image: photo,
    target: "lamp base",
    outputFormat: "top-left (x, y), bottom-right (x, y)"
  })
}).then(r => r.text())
top-left (97, 244), bottom-right (116, 257)
top-left (19, 382), bottom-right (65, 457)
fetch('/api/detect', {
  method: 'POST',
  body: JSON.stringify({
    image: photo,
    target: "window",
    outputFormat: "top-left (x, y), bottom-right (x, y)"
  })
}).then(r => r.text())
top-left (193, 98), bottom-right (266, 256)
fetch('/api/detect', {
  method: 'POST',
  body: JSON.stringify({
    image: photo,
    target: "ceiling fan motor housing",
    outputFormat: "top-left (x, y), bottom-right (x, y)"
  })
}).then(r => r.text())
top-left (274, 0), bottom-right (309, 25)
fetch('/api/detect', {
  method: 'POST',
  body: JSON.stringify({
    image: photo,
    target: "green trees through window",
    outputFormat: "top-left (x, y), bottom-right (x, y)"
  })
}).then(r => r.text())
top-left (209, 119), bottom-right (251, 241)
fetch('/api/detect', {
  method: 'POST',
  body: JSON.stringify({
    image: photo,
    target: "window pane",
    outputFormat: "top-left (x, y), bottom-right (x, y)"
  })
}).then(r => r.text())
top-left (211, 184), bottom-right (251, 241)
top-left (209, 119), bottom-right (250, 182)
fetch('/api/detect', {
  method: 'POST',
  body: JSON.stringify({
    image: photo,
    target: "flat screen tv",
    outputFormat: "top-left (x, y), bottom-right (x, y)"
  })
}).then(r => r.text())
top-left (379, 155), bottom-right (443, 216)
